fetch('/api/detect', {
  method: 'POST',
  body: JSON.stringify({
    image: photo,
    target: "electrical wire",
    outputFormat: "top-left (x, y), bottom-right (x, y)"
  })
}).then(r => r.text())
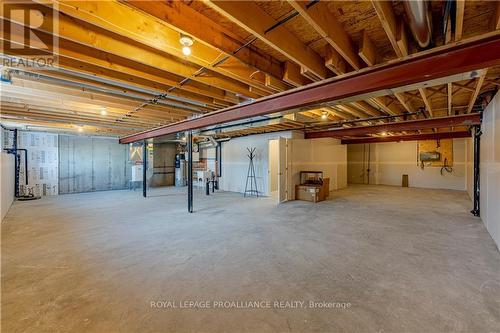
top-left (440, 158), bottom-right (453, 175)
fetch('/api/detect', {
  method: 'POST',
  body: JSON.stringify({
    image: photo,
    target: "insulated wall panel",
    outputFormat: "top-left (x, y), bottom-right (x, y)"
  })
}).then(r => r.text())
top-left (16, 131), bottom-right (59, 196)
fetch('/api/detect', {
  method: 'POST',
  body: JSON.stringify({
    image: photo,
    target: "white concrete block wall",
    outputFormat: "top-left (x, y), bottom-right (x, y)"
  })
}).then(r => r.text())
top-left (480, 90), bottom-right (500, 249)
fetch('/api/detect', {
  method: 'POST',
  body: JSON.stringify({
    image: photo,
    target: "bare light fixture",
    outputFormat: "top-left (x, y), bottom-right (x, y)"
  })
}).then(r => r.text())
top-left (380, 131), bottom-right (388, 136)
top-left (77, 126), bottom-right (84, 132)
top-left (180, 34), bottom-right (193, 56)
top-left (100, 108), bottom-right (107, 116)
top-left (321, 110), bottom-right (328, 120)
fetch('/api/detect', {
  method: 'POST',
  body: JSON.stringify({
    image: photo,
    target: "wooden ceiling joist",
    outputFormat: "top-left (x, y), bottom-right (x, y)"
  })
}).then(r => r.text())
top-left (288, 0), bottom-right (363, 70)
top-left (1, 5), bottom-right (260, 99)
top-left (48, 0), bottom-right (279, 95)
top-left (371, 0), bottom-right (406, 57)
top-left (358, 30), bottom-right (377, 67)
top-left (283, 61), bottom-right (311, 87)
top-left (19, 69), bottom-right (216, 112)
top-left (1, 97), bottom-right (187, 122)
top-left (0, 1), bottom-right (497, 137)
top-left (467, 71), bottom-right (488, 113)
top-left (418, 88), bottom-right (434, 117)
top-left (495, 1), bottom-right (500, 30)
top-left (341, 131), bottom-right (471, 144)
top-left (5, 77), bottom-right (196, 116)
top-left (124, 0), bottom-right (284, 83)
top-left (0, 22), bottom-right (237, 107)
top-left (306, 114), bottom-right (480, 139)
top-left (206, 0), bottom-right (328, 80)
top-left (119, 34), bottom-right (500, 143)
top-left (324, 45), bottom-right (347, 75)
top-left (455, 0), bottom-right (465, 41)
top-left (350, 101), bottom-right (384, 117)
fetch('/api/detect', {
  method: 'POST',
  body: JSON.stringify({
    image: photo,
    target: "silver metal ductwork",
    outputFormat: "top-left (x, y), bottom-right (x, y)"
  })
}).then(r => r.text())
top-left (403, 0), bottom-right (433, 48)
top-left (196, 135), bottom-right (219, 149)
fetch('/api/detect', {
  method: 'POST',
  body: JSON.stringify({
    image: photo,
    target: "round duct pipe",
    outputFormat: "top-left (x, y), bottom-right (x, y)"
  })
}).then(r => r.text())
top-left (403, 0), bottom-right (433, 48)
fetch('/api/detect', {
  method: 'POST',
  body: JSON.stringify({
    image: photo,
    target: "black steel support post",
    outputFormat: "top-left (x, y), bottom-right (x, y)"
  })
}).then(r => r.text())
top-left (187, 131), bottom-right (193, 213)
top-left (143, 140), bottom-right (147, 198)
top-left (471, 125), bottom-right (481, 216)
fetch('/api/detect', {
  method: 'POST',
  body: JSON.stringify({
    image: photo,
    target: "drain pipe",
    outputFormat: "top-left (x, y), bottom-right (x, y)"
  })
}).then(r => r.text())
top-left (403, 0), bottom-right (433, 48)
top-left (471, 124), bottom-right (481, 216)
top-left (2, 128), bottom-right (29, 198)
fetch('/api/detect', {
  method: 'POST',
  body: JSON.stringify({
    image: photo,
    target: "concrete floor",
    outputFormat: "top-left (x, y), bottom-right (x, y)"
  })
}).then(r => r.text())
top-left (2, 185), bottom-right (500, 333)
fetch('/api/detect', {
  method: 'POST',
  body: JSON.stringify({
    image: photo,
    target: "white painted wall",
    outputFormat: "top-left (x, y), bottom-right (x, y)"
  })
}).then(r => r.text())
top-left (1, 150), bottom-right (15, 221)
top-left (288, 138), bottom-right (347, 199)
top-left (268, 139), bottom-right (279, 193)
top-left (220, 131), bottom-right (303, 196)
top-left (1, 128), bottom-right (15, 221)
top-left (480, 90), bottom-right (500, 249)
top-left (347, 139), bottom-right (468, 190)
top-left (220, 132), bottom-right (347, 198)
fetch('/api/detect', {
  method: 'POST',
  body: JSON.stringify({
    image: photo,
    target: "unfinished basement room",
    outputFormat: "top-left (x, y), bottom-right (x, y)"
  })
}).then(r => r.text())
top-left (1, 1), bottom-right (500, 332)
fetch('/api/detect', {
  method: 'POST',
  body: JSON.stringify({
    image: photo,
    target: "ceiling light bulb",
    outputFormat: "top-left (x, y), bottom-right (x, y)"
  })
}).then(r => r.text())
top-left (380, 131), bottom-right (387, 136)
top-left (182, 46), bottom-right (191, 56)
top-left (181, 136), bottom-right (187, 141)
top-left (100, 109), bottom-right (107, 116)
top-left (321, 111), bottom-right (328, 120)
top-left (77, 126), bottom-right (84, 132)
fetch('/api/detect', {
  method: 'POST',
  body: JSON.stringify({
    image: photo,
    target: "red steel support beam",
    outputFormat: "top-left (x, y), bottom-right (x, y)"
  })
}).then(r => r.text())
top-left (341, 131), bottom-right (471, 144)
top-left (306, 114), bottom-right (480, 139)
top-left (120, 33), bottom-right (500, 143)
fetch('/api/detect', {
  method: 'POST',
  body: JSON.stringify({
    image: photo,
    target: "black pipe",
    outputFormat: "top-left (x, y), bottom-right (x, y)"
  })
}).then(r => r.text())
top-left (12, 129), bottom-right (19, 198)
top-left (16, 149), bottom-right (28, 186)
top-left (206, 179), bottom-right (210, 196)
top-left (215, 143), bottom-right (222, 177)
top-left (471, 125), bottom-right (481, 216)
top-left (2, 129), bottom-right (31, 197)
top-left (143, 140), bottom-right (147, 198)
top-left (187, 131), bottom-right (193, 213)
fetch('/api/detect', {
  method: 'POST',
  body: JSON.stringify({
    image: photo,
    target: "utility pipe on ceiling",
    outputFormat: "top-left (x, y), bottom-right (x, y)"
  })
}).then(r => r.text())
top-left (403, 0), bottom-right (433, 48)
